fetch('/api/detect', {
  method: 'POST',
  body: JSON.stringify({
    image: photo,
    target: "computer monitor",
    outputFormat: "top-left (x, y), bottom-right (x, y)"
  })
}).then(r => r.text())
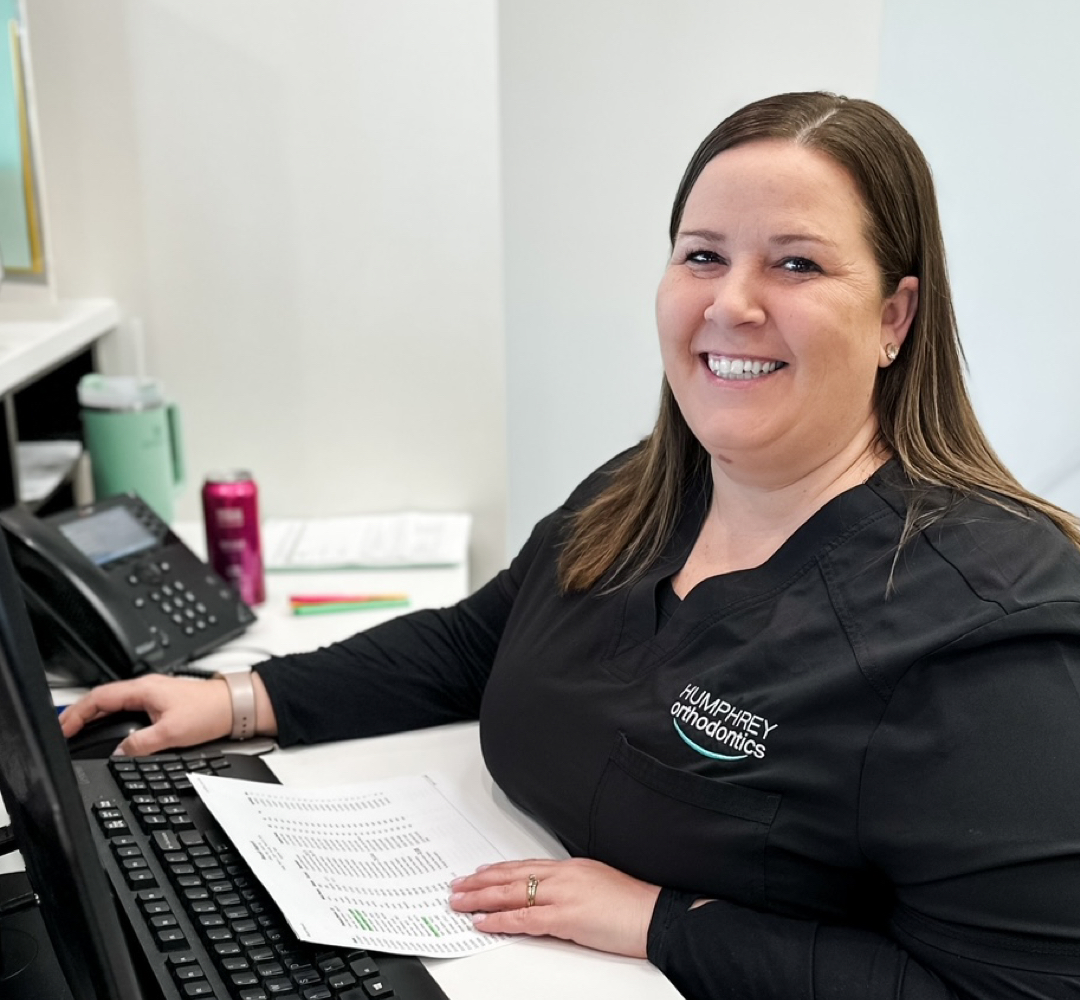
top-left (0, 527), bottom-right (144, 999)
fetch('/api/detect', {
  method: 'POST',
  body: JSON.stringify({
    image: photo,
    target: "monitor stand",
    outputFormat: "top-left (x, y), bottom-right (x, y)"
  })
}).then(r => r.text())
top-left (0, 872), bottom-right (74, 1000)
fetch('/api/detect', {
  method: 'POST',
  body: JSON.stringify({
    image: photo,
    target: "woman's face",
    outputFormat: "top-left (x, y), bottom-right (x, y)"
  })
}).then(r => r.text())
top-left (655, 139), bottom-right (916, 485)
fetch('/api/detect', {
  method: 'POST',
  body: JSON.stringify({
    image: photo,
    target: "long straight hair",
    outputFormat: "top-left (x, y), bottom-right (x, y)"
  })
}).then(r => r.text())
top-left (559, 92), bottom-right (1080, 593)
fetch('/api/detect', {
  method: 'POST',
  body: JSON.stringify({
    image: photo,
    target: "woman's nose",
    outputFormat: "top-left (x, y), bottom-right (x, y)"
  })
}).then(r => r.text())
top-left (703, 269), bottom-right (766, 327)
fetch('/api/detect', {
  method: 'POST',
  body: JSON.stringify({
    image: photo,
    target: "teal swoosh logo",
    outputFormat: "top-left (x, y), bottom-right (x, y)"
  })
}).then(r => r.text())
top-left (673, 719), bottom-right (747, 760)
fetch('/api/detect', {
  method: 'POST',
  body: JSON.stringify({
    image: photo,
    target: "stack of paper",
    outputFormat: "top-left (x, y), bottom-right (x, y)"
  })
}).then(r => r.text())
top-left (262, 512), bottom-right (471, 570)
top-left (17, 440), bottom-right (83, 504)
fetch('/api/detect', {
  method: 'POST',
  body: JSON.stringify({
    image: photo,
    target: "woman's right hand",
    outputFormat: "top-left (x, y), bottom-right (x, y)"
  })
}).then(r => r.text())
top-left (58, 674), bottom-right (234, 756)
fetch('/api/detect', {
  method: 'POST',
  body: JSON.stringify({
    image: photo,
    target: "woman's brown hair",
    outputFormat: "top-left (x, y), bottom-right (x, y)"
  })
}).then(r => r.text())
top-left (559, 91), bottom-right (1080, 593)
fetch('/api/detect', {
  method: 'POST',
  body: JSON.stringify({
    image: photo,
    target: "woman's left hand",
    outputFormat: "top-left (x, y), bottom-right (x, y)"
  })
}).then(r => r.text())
top-left (448, 858), bottom-right (661, 958)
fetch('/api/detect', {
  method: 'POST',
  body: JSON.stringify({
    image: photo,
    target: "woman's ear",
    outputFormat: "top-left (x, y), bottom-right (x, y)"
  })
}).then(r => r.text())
top-left (879, 276), bottom-right (919, 367)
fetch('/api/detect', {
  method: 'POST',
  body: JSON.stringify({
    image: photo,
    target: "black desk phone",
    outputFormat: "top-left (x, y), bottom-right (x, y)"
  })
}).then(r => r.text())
top-left (0, 494), bottom-right (256, 685)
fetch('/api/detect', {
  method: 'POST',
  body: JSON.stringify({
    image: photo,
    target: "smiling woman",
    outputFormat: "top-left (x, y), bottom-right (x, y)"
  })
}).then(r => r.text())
top-left (60, 92), bottom-right (1080, 1000)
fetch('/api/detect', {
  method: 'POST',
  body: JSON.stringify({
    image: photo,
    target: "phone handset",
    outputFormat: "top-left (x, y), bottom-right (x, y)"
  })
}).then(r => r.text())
top-left (0, 505), bottom-right (160, 681)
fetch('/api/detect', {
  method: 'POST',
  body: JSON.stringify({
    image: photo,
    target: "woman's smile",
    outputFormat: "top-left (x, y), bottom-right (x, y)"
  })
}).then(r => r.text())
top-left (703, 354), bottom-right (787, 381)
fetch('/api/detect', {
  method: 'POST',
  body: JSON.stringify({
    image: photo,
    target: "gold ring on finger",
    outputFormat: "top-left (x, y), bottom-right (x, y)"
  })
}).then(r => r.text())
top-left (526, 873), bottom-right (539, 908)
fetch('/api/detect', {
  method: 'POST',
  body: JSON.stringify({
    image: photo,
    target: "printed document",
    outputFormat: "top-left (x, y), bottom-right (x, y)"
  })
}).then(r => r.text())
top-left (262, 512), bottom-right (472, 570)
top-left (190, 772), bottom-right (517, 958)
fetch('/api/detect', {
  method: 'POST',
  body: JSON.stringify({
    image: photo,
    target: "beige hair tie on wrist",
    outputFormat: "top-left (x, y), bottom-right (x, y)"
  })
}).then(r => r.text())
top-left (216, 670), bottom-right (256, 740)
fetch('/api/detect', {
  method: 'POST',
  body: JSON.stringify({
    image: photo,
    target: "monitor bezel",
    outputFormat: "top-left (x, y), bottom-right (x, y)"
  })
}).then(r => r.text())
top-left (0, 527), bottom-right (144, 999)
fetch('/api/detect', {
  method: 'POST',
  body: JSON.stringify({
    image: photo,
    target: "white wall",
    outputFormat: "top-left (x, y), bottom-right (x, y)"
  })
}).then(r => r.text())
top-left (877, 0), bottom-right (1080, 513)
top-left (499, 0), bottom-right (885, 553)
top-left (25, 0), bottom-right (508, 586)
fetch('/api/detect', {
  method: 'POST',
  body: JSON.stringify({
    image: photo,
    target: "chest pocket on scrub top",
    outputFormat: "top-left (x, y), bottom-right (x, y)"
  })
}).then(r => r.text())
top-left (587, 732), bottom-right (781, 908)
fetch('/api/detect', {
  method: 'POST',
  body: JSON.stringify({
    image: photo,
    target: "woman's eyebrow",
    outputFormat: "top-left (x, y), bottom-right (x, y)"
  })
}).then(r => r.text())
top-left (675, 228), bottom-right (726, 242)
top-left (772, 232), bottom-right (838, 249)
top-left (675, 229), bottom-right (839, 250)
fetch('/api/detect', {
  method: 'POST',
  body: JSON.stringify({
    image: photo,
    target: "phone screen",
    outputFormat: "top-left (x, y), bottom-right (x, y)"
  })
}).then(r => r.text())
top-left (58, 507), bottom-right (158, 566)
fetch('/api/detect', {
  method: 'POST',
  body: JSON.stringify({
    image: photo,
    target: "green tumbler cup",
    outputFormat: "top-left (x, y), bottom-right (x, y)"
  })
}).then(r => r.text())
top-left (78, 375), bottom-right (185, 522)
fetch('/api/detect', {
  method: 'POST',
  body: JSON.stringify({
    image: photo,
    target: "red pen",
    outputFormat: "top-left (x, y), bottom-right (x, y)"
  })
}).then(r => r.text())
top-left (288, 594), bottom-right (409, 605)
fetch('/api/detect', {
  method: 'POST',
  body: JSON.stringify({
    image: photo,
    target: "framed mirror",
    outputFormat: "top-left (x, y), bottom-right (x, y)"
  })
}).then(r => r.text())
top-left (0, 0), bottom-right (46, 281)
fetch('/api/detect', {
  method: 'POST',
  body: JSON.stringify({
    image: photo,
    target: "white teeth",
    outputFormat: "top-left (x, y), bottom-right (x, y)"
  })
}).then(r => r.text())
top-left (706, 356), bottom-right (782, 380)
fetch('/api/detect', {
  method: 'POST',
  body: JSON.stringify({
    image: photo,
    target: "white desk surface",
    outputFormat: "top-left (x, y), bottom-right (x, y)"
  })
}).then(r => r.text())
top-left (6, 557), bottom-right (682, 998)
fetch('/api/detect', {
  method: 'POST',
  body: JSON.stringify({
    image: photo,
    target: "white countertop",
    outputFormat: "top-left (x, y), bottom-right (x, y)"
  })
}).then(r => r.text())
top-left (0, 298), bottom-right (119, 395)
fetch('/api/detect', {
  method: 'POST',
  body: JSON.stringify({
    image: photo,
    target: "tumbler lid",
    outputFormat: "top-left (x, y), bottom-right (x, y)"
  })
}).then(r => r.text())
top-left (78, 374), bottom-right (165, 411)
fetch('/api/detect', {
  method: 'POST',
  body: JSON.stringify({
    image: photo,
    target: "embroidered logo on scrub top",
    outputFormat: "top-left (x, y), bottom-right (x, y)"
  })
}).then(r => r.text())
top-left (670, 684), bottom-right (778, 761)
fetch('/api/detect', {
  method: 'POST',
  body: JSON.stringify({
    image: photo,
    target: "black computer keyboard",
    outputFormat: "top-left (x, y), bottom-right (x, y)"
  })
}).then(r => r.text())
top-left (73, 751), bottom-right (450, 1000)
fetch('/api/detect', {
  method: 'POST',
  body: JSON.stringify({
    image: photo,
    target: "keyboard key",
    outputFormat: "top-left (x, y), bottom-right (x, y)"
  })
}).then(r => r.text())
top-left (174, 963), bottom-right (206, 982)
top-left (347, 954), bottom-right (378, 979)
top-left (265, 978), bottom-right (296, 995)
top-left (231, 970), bottom-right (260, 987)
top-left (153, 830), bottom-right (184, 853)
top-left (315, 955), bottom-right (345, 974)
top-left (328, 971), bottom-right (357, 990)
top-left (292, 968), bottom-right (322, 986)
top-left (125, 869), bottom-right (157, 888)
top-left (300, 986), bottom-right (333, 1000)
top-left (155, 927), bottom-right (188, 951)
top-left (360, 977), bottom-right (394, 998)
top-left (167, 952), bottom-right (198, 967)
top-left (182, 982), bottom-right (216, 997)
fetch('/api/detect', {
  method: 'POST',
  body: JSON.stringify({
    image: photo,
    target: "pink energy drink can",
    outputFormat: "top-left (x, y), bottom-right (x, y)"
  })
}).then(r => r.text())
top-left (202, 471), bottom-right (265, 606)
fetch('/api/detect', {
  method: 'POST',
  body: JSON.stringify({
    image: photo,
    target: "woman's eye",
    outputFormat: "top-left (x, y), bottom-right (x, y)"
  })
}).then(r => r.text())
top-left (683, 249), bottom-right (724, 265)
top-left (780, 257), bottom-right (821, 274)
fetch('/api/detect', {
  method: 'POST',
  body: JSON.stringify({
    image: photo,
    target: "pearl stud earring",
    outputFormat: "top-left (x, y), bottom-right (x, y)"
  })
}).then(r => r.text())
top-left (885, 344), bottom-right (899, 362)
